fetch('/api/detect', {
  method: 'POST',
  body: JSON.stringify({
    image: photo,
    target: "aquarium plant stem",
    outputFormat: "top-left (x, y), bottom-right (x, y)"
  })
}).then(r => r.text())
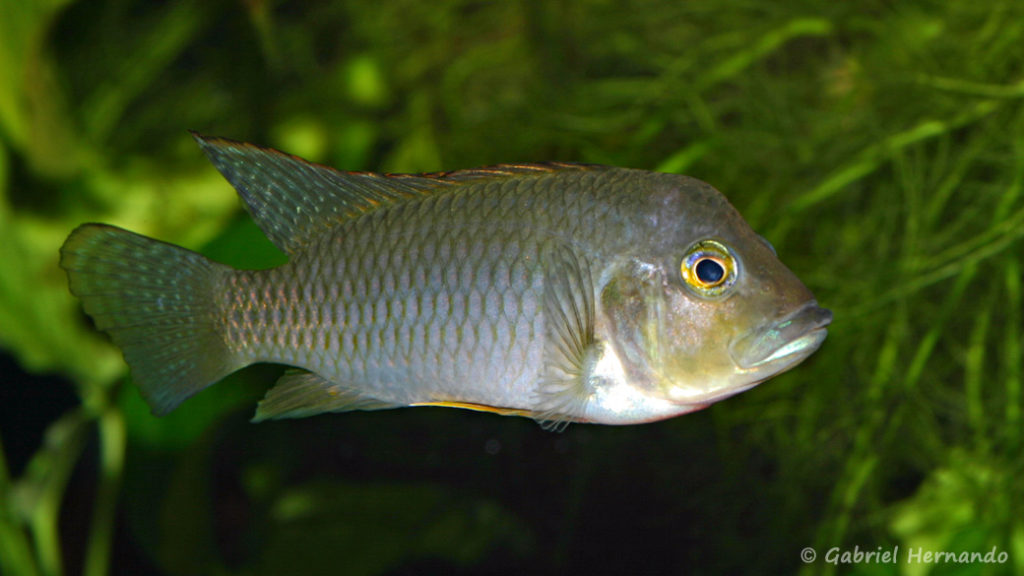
top-left (83, 407), bottom-right (125, 576)
top-left (0, 432), bottom-right (43, 576)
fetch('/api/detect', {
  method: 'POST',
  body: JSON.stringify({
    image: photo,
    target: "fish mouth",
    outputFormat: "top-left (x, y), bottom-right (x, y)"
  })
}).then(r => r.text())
top-left (729, 301), bottom-right (833, 373)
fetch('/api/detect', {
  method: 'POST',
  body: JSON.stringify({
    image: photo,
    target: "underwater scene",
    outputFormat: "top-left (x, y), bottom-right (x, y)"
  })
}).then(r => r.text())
top-left (1, 1), bottom-right (1022, 574)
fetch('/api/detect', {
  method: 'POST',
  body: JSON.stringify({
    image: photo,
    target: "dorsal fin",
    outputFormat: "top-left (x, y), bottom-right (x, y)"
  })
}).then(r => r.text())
top-left (193, 133), bottom-right (448, 255)
top-left (193, 132), bottom-right (601, 256)
top-left (430, 162), bottom-right (599, 182)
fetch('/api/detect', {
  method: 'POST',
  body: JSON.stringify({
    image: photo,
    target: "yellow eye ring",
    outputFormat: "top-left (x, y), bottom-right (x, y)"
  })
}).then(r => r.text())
top-left (681, 240), bottom-right (737, 297)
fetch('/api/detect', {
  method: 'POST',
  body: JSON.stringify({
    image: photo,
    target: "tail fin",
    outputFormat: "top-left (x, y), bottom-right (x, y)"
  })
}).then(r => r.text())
top-left (60, 224), bottom-right (243, 415)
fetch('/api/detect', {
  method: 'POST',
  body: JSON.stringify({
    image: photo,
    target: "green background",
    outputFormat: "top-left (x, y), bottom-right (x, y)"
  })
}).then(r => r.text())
top-left (1, 1), bottom-right (1022, 575)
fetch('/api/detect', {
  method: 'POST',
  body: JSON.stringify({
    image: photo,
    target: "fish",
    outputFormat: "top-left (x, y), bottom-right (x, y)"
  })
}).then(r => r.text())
top-left (59, 133), bottom-right (832, 430)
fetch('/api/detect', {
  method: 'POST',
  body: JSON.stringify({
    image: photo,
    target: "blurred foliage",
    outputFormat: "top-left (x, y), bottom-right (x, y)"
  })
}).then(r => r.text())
top-left (0, 0), bottom-right (1022, 574)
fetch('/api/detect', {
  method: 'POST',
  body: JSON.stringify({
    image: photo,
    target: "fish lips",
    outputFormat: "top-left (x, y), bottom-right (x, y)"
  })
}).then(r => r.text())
top-left (729, 301), bottom-right (833, 373)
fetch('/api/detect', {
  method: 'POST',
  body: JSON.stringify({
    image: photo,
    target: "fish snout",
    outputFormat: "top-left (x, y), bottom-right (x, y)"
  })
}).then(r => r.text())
top-left (730, 301), bottom-right (833, 371)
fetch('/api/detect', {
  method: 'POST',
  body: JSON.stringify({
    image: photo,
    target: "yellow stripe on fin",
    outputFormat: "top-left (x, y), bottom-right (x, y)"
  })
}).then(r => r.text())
top-left (410, 401), bottom-right (535, 418)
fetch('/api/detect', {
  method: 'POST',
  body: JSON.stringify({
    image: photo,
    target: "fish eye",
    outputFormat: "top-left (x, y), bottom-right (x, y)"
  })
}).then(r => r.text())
top-left (695, 258), bottom-right (725, 285)
top-left (681, 240), bottom-right (738, 297)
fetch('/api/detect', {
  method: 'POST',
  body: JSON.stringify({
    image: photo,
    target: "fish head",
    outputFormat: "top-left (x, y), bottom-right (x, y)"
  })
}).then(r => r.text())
top-left (595, 174), bottom-right (832, 417)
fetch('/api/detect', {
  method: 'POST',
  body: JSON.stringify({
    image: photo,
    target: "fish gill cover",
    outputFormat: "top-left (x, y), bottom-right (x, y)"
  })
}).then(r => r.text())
top-left (0, 1), bottom-right (1022, 575)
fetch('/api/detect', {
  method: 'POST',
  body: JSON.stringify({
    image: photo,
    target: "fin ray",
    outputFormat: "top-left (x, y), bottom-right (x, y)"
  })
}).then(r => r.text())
top-left (536, 242), bottom-right (597, 431)
top-left (193, 133), bottom-right (602, 256)
top-left (193, 133), bottom-right (445, 255)
top-left (254, 369), bottom-right (400, 421)
top-left (60, 224), bottom-right (242, 415)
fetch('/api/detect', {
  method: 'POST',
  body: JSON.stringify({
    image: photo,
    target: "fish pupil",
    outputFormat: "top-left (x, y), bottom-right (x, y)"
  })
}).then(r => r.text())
top-left (695, 258), bottom-right (725, 285)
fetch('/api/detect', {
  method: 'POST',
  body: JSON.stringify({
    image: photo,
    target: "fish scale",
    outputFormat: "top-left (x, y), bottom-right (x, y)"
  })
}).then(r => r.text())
top-left (226, 185), bottom-right (544, 408)
top-left (60, 133), bottom-right (831, 428)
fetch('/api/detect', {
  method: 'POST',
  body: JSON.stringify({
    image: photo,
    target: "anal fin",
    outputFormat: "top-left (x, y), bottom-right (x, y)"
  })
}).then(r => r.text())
top-left (253, 369), bottom-right (400, 421)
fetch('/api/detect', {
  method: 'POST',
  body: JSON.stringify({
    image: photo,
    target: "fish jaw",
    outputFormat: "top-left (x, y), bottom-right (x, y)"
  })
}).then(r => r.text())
top-left (728, 300), bottom-right (833, 376)
top-left (605, 300), bottom-right (832, 417)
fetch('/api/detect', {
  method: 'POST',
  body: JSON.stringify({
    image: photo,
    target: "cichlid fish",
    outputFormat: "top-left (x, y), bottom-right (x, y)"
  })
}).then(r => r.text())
top-left (60, 133), bottom-right (831, 430)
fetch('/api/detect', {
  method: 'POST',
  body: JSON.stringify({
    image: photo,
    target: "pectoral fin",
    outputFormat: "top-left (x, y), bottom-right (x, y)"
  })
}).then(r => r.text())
top-left (536, 243), bottom-right (598, 431)
top-left (253, 369), bottom-right (401, 421)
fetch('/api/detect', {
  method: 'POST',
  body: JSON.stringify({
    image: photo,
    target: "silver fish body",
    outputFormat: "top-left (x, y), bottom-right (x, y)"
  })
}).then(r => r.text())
top-left (60, 134), bottom-right (831, 429)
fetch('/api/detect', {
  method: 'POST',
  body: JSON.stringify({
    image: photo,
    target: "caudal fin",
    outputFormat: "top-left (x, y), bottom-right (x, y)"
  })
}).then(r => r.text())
top-left (60, 224), bottom-right (243, 415)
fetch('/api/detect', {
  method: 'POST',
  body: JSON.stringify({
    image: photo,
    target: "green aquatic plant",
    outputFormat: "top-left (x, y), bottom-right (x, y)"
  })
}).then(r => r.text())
top-left (1, 1), bottom-right (1022, 575)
